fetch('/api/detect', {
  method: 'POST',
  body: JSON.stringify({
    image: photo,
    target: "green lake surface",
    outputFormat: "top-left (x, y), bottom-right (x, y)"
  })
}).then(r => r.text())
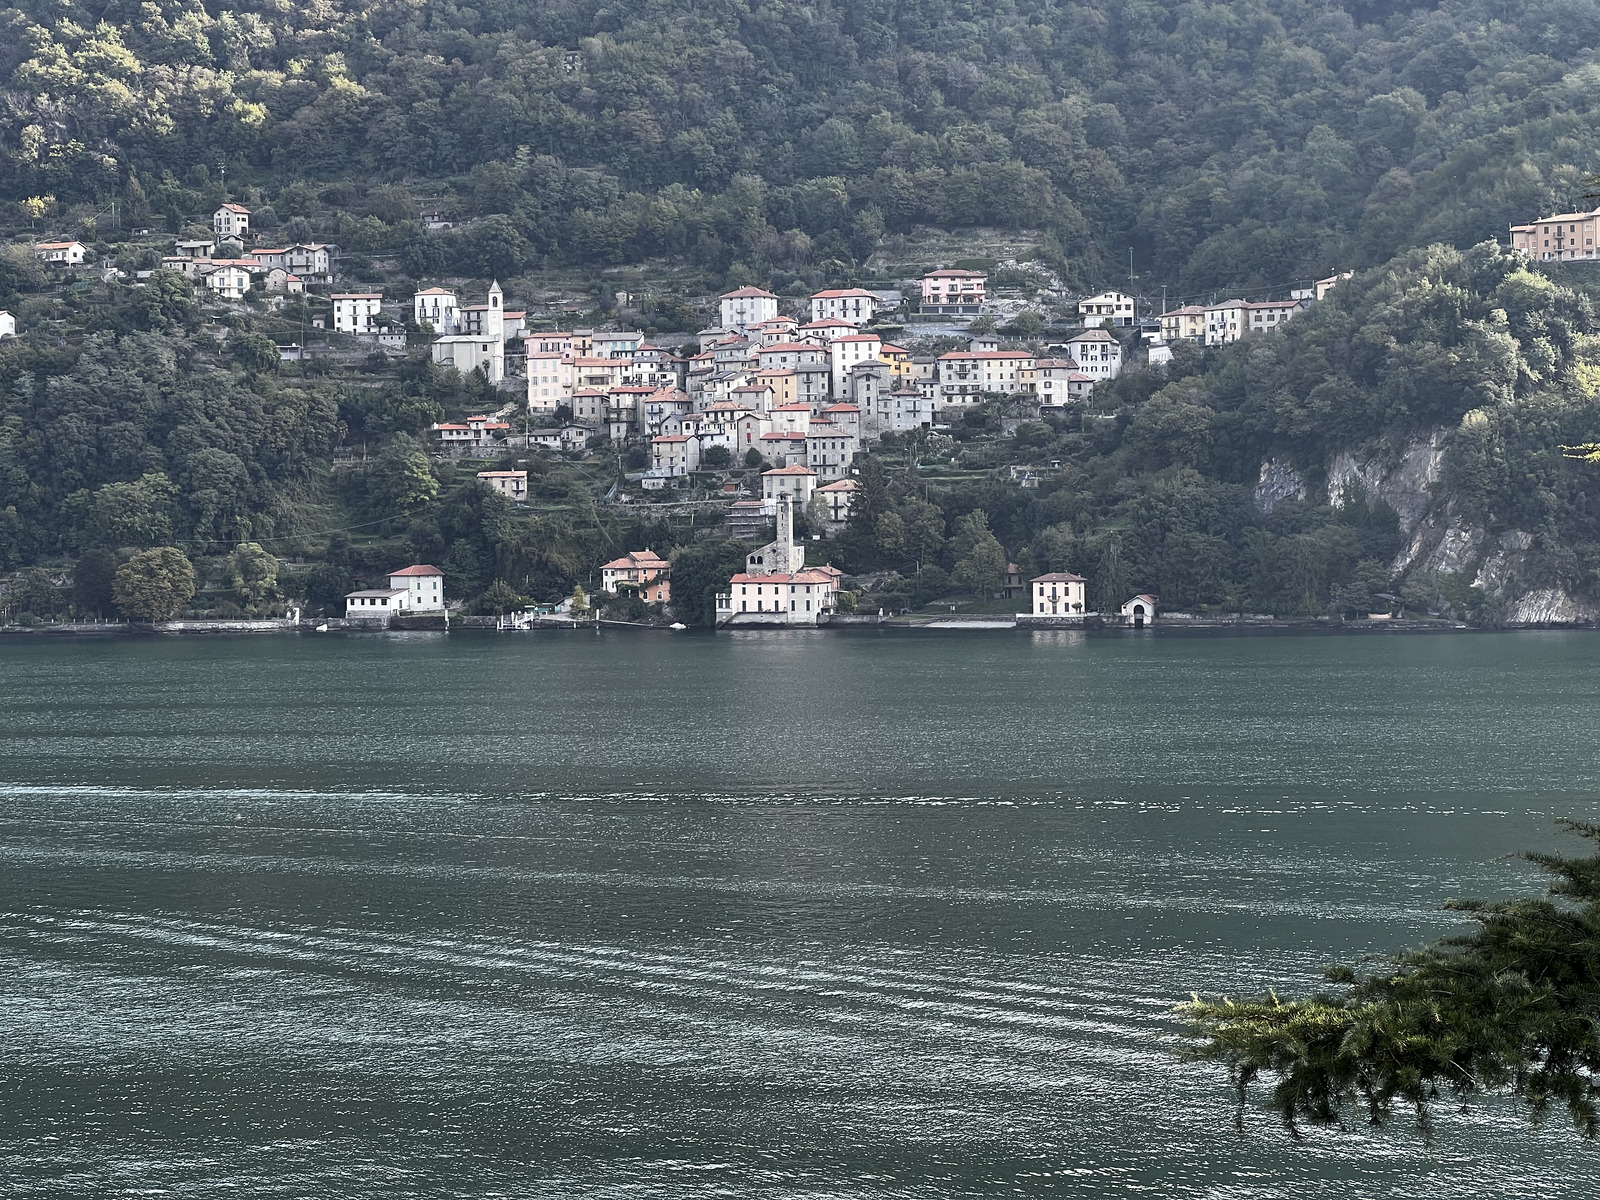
top-left (1, 628), bottom-right (1596, 1195)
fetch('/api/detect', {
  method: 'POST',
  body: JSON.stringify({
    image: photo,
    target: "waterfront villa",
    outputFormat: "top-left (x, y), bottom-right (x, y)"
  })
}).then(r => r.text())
top-left (601, 550), bottom-right (672, 603)
top-left (344, 564), bottom-right (446, 620)
top-left (1030, 572), bottom-right (1086, 615)
top-left (386, 565), bottom-right (445, 611)
top-left (717, 496), bottom-right (841, 626)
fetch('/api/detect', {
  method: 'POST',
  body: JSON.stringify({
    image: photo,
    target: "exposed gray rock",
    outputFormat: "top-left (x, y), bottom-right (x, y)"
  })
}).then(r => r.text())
top-left (1418, 520), bottom-right (1486, 576)
top-left (1505, 588), bottom-right (1600, 625)
top-left (1475, 529), bottom-right (1536, 598)
top-left (1253, 459), bottom-right (1305, 514)
top-left (1326, 428), bottom-right (1447, 533)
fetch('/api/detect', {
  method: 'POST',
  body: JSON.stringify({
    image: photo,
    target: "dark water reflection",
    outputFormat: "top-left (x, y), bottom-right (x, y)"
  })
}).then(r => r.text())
top-left (2, 630), bottom-right (1597, 1196)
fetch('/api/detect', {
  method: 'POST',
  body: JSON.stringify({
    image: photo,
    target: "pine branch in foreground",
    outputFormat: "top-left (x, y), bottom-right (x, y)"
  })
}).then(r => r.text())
top-left (1180, 821), bottom-right (1600, 1142)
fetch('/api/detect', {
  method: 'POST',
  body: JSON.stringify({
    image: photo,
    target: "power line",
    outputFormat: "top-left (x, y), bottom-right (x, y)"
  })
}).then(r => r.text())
top-left (192, 513), bottom-right (400, 550)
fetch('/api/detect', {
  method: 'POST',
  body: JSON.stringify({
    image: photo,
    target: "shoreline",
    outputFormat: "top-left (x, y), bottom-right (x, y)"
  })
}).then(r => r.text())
top-left (0, 616), bottom-right (1584, 639)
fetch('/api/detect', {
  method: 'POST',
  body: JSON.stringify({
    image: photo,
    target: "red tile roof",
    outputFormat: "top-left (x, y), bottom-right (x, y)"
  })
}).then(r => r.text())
top-left (602, 550), bottom-right (671, 571)
top-left (728, 570), bottom-right (837, 584)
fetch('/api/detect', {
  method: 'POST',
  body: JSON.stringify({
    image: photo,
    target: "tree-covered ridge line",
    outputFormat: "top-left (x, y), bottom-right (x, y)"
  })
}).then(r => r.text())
top-left (6, 0), bottom-right (1600, 290)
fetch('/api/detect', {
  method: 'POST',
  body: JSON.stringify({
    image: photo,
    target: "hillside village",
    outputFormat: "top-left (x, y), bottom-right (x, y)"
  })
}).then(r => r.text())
top-left (4, 196), bottom-right (1598, 630)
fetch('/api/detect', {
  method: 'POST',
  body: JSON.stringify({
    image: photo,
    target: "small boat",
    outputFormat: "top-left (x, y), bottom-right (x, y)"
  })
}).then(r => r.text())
top-left (669, 622), bottom-right (687, 631)
top-left (315, 623), bottom-right (329, 632)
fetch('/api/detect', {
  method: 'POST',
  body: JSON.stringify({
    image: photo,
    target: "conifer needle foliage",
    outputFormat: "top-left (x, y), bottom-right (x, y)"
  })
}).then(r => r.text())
top-left (1182, 821), bottom-right (1600, 1141)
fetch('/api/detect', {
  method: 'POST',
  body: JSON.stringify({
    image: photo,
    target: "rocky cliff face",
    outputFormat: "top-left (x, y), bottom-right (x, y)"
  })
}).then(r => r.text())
top-left (1326, 431), bottom-right (1447, 536)
top-left (1505, 588), bottom-right (1600, 624)
top-left (1259, 428), bottom-right (1597, 624)
top-left (1252, 459), bottom-right (1306, 514)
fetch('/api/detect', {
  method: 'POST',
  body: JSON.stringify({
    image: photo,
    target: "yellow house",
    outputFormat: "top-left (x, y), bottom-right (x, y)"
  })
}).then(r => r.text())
top-left (756, 368), bottom-right (797, 407)
top-left (878, 342), bottom-right (914, 382)
top-left (1160, 305), bottom-right (1206, 342)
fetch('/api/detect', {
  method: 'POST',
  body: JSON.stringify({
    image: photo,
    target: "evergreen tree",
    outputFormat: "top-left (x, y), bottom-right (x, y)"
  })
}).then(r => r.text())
top-left (846, 456), bottom-right (890, 539)
top-left (1092, 537), bottom-right (1129, 614)
top-left (1184, 822), bottom-right (1600, 1141)
top-left (71, 548), bottom-right (118, 617)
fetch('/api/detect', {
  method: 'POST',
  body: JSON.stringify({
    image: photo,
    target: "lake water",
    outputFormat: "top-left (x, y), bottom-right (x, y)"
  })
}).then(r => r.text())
top-left (2, 629), bottom-right (1597, 1196)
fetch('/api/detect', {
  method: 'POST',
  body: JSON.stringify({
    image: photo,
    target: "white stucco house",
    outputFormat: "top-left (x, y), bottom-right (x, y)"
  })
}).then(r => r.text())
top-left (413, 287), bottom-right (459, 332)
top-left (719, 286), bottom-right (779, 333)
top-left (213, 204), bottom-right (251, 240)
top-left (1031, 572), bottom-right (1087, 615)
top-left (388, 564), bottom-right (446, 611)
top-left (202, 264), bottom-right (252, 299)
top-left (809, 288), bottom-right (877, 326)
top-left (34, 240), bottom-right (88, 267)
top-left (1063, 329), bottom-right (1123, 379)
top-left (343, 565), bottom-right (444, 621)
top-left (1078, 291), bottom-right (1136, 327)
top-left (332, 292), bottom-right (384, 335)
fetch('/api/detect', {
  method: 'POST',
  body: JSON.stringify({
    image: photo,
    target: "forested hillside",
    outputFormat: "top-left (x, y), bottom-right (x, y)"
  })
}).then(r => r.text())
top-left (5, 0), bottom-right (1600, 288)
top-left (2, 0), bottom-right (1600, 625)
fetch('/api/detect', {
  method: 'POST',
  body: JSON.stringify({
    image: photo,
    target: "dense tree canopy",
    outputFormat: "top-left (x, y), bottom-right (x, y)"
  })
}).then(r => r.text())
top-left (112, 545), bottom-right (196, 620)
top-left (6, 0), bottom-right (1600, 288)
top-left (0, 331), bottom-right (339, 566)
